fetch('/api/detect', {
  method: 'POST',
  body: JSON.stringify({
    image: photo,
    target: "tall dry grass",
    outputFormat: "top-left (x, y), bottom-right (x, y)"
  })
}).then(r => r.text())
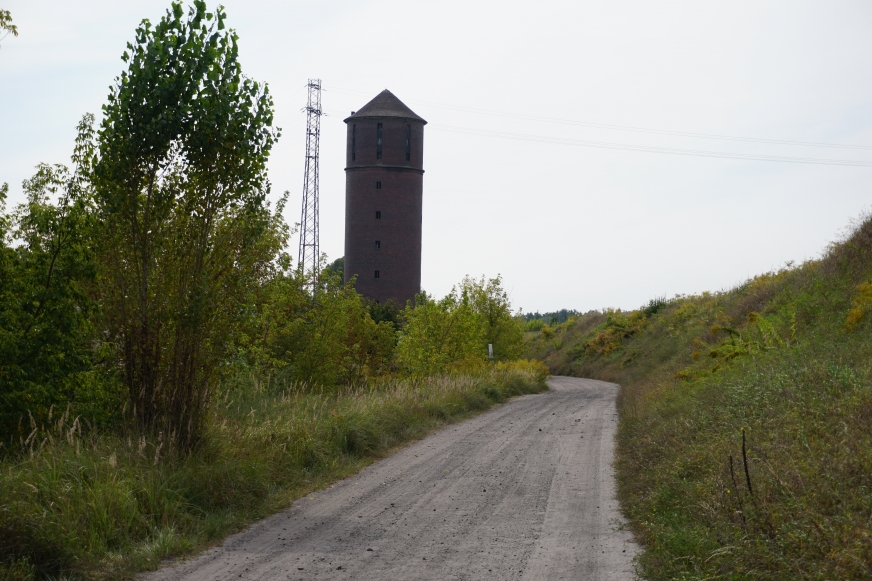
top-left (0, 361), bottom-right (548, 580)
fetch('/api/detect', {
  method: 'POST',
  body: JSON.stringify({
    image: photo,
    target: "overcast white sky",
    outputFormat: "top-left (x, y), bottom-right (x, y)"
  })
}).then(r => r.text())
top-left (2, 1), bottom-right (871, 313)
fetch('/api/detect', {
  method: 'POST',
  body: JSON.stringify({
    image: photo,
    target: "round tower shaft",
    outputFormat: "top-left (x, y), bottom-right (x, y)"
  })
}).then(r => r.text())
top-left (343, 90), bottom-right (426, 305)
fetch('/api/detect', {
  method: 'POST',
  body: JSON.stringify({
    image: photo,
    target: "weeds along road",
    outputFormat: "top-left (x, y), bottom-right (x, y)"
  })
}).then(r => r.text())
top-left (143, 377), bottom-right (639, 581)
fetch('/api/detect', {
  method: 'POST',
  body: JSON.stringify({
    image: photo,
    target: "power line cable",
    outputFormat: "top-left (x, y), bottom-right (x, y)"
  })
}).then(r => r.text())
top-left (321, 109), bottom-right (872, 167)
top-left (323, 86), bottom-right (872, 151)
top-left (431, 124), bottom-right (872, 167)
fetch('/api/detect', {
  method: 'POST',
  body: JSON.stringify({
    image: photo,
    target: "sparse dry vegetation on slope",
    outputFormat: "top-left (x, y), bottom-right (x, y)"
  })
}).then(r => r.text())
top-left (526, 215), bottom-right (872, 580)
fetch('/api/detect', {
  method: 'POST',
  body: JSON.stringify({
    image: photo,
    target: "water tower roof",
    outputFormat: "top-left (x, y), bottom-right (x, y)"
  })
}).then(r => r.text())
top-left (344, 90), bottom-right (427, 124)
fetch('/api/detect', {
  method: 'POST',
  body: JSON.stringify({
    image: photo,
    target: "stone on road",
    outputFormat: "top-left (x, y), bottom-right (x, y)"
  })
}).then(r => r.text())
top-left (142, 376), bottom-right (639, 580)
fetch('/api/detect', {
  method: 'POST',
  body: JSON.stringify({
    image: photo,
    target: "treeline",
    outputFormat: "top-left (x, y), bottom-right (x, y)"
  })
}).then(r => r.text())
top-left (518, 308), bottom-right (584, 332)
top-left (0, 1), bottom-right (523, 452)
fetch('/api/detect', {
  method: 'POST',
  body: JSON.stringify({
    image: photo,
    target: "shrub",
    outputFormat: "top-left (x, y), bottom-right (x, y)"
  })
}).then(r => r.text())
top-left (0, 127), bottom-right (100, 440)
top-left (396, 275), bottom-right (523, 376)
top-left (255, 269), bottom-right (396, 387)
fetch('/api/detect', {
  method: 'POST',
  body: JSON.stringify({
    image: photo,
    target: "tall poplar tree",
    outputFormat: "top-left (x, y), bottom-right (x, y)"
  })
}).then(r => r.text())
top-left (94, 1), bottom-right (280, 448)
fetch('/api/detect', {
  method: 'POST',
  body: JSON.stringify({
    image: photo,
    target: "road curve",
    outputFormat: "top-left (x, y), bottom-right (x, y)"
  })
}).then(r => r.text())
top-left (142, 376), bottom-right (639, 581)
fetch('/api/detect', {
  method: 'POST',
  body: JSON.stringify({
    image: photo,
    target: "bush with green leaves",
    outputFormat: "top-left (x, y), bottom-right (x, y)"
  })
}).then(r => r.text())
top-left (0, 118), bottom-right (105, 440)
top-left (396, 275), bottom-right (523, 376)
top-left (253, 267), bottom-right (396, 387)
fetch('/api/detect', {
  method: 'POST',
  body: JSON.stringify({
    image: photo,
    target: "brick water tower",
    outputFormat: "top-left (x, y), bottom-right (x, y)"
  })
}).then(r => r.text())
top-left (344, 90), bottom-right (426, 304)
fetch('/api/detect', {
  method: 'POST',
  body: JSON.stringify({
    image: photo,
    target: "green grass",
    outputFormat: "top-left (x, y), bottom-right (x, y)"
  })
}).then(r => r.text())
top-left (526, 217), bottom-right (872, 579)
top-left (0, 360), bottom-right (548, 580)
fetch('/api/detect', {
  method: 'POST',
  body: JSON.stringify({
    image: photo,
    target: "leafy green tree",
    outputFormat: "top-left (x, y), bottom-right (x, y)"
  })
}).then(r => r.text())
top-left (395, 289), bottom-right (481, 376)
top-left (461, 275), bottom-right (523, 360)
top-left (0, 116), bottom-right (98, 438)
top-left (322, 256), bottom-right (344, 281)
top-left (93, 1), bottom-right (280, 448)
top-left (365, 297), bottom-right (402, 331)
top-left (0, 9), bottom-right (18, 48)
top-left (395, 275), bottom-right (523, 375)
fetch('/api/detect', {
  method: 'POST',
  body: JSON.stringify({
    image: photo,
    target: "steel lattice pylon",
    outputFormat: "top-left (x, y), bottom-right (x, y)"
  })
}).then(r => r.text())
top-left (298, 79), bottom-right (322, 280)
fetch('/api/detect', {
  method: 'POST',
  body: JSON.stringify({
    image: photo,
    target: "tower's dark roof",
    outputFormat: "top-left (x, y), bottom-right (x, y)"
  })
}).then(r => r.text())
top-left (344, 90), bottom-right (427, 124)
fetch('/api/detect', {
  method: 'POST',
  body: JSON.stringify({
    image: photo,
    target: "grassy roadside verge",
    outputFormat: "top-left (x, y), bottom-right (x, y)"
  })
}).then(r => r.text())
top-left (0, 360), bottom-right (548, 581)
top-left (525, 218), bottom-right (872, 579)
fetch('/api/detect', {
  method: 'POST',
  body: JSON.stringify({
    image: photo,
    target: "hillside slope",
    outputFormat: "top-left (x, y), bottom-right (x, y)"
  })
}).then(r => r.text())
top-left (525, 216), bottom-right (872, 580)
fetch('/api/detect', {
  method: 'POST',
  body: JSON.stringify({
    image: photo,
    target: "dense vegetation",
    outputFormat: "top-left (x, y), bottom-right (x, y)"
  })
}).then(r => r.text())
top-left (0, 3), bottom-right (537, 579)
top-left (526, 215), bottom-right (872, 579)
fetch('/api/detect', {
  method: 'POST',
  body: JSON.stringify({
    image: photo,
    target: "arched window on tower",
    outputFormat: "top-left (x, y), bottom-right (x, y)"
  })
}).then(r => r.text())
top-left (405, 125), bottom-right (411, 161)
top-left (352, 124), bottom-right (356, 161)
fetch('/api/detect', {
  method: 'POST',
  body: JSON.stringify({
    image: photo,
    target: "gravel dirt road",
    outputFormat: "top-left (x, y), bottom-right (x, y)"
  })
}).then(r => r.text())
top-left (142, 376), bottom-right (639, 580)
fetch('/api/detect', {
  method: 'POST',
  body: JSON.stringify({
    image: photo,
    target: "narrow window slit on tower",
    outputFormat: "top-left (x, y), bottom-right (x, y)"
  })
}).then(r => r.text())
top-left (376, 123), bottom-right (383, 160)
top-left (375, 240), bottom-right (381, 249)
top-left (352, 124), bottom-right (356, 161)
top-left (405, 125), bottom-right (411, 161)
top-left (375, 210), bottom-right (381, 219)
top-left (374, 270), bottom-right (380, 279)
top-left (376, 181), bottom-right (382, 189)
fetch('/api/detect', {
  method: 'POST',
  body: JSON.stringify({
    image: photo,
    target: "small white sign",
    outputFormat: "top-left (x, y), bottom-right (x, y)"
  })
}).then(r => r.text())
top-left (488, 343), bottom-right (494, 360)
